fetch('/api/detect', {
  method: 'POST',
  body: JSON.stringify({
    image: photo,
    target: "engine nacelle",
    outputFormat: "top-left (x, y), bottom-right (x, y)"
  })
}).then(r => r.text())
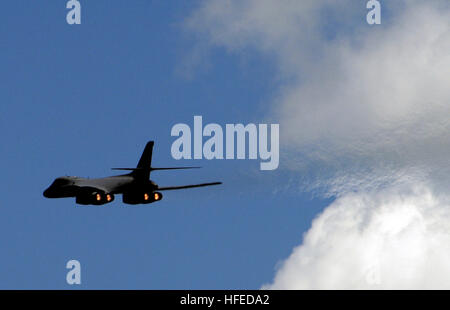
top-left (122, 191), bottom-right (163, 205)
top-left (76, 192), bottom-right (114, 205)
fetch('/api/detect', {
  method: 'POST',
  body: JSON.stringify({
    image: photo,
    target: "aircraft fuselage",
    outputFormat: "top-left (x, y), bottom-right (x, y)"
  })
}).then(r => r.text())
top-left (43, 141), bottom-right (221, 206)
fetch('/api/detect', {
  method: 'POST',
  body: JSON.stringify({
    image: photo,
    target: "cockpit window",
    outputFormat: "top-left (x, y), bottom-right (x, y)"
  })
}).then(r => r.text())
top-left (51, 178), bottom-right (72, 187)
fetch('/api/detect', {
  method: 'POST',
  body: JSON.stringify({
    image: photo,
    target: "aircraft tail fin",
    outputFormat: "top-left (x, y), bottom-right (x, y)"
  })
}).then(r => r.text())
top-left (137, 141), bottom-right (154, 170)
top-left (127, 141), bottom-right (154, 180)
top-left (112, 141), bottom-right (200, 180)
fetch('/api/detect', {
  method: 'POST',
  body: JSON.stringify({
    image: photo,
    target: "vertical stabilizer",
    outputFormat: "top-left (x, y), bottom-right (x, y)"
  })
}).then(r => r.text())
top-left (134, 141), bottom-right (154, 180)
top-left (137, 141), bottom-right (154, 169)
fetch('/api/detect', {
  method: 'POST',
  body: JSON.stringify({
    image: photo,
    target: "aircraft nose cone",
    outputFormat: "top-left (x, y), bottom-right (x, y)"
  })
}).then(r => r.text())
top-left (43, 188), bottom-right (52, 198)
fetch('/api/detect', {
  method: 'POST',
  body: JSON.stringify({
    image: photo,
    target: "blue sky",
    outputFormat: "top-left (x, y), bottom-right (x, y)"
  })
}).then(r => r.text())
top-left (0, 1), bottom-right (332, 289)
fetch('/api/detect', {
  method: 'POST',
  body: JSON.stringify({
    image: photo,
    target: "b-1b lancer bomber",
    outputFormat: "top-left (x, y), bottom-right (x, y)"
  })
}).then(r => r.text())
top-left (43, 141), bottom-right (221, 206)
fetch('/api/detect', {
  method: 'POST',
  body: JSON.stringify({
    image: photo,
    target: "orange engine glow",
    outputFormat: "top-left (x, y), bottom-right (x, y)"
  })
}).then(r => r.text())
top-left (144, 193), bottom-right (149, 201)
top-left (106, 194), bottom-right (112, 202)
top-left (154, 193), bottom-right (160, 200)
top-left (96, 194), bottom-right (101, 201)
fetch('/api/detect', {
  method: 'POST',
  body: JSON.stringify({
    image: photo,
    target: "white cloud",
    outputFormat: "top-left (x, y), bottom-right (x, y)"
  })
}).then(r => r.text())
top-left (186, 0), bottom-right (450, 288)
top-left (187, 1), bottom-right (450, 194)
top-left (263, 185), bottom-right (450, 289)
top-left (279, 4), bottom-right (450, 195)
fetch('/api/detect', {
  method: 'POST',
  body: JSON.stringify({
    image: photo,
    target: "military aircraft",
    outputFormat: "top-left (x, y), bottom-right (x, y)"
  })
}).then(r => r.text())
top-left (43, 141), bottom-right (221, 205)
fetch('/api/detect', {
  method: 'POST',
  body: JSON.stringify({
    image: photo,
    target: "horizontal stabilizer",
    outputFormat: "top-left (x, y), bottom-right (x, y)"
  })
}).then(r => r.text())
top-left (157, 182), bottom-right (222, 191)
top-left (151, 167), bottom-right (201, 171)
top-left (112, 166), bottom-right (201, 171)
